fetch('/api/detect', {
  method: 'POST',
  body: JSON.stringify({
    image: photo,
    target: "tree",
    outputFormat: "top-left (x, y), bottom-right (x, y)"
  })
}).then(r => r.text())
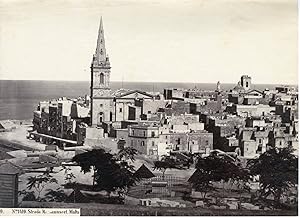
top-left (116, 147), bottom-right (138, 162)
top-left (188, 168), bottom-right (214, 199)
top-left (72, 149), bottom-right (114, 187)
top-left (60, 165), bottom-right (76, 203)
top-left (232, 162), bottom-right (251, 202)
top-left (188, 154), bottom-right (221, 199)
top-left (169, 151), bottom-right (194, 169)
top-left (19, 190), bottom-right (36, 202)
top-left (248, 147), bottom-right (298, 205)
top-left (189, 152), bottom-right (250, 199)
top-left (26, 171), bottom-right (58, 201)
top-left (44, 188), bottom-right (67, 202)
top-left (153, 155), bottom-right (183, 179)
top-left (72, 148), bottom-right (139, 196)
top-left (60, 165), bottom-right (76, 184)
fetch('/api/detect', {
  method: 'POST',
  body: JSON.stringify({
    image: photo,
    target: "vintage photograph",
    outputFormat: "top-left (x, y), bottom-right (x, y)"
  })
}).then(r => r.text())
top-left (0, 0), bottom-right (298, 216)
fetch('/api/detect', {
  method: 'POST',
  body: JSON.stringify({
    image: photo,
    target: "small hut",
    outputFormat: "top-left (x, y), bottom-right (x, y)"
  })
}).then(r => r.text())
top-left (134, 164), bottom-right (155, 179)
top-left (0, 162), bottom-right (22, 207)
top-left (65, 189), bottom-right (89, 203)
top-left (187, 169), bottom-right (200, 183)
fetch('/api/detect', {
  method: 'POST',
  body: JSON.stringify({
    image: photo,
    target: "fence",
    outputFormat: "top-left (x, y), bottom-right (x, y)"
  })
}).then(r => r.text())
top-left (128, 175), bottom-right (191, 199)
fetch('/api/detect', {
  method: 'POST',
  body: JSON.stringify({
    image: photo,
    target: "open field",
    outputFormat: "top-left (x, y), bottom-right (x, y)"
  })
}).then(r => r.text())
top-left (20, 201), bottom-right (297, 216)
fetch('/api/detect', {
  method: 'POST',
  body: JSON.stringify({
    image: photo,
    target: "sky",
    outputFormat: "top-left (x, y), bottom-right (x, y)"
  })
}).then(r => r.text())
top-left (0, 0), bottom-right (298, 84)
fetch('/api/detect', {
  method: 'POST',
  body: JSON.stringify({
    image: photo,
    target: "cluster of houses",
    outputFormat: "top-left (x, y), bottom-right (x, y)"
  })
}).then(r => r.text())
top-left (30, 15), bottom-right (298, 161)
top-left (30, 74), bottom-right (298, 160)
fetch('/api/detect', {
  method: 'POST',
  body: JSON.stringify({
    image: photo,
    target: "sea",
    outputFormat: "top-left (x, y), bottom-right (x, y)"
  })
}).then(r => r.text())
top-left (0, 80), bottom-right (285, 120)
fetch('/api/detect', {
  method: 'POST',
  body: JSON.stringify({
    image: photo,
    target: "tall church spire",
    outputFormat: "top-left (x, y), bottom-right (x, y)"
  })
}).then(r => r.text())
top-left (95, 16), bottom-right (107, 64)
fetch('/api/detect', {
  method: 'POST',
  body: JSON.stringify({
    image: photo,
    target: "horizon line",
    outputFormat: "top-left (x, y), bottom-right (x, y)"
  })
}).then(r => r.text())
top-left (0, 79), bottom-right (297, 86)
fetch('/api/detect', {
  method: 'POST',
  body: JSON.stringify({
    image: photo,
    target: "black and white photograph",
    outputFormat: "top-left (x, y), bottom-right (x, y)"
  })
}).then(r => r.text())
top-left (0, 0), bottom-right (298, 216)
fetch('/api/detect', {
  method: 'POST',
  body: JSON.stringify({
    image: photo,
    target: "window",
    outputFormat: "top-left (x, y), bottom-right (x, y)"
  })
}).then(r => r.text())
top-left (100, 73), bottom-right (104, 84)
top-left (100, 104), bottom-right (103, 107)
top-left (259, 139), bottom-right (262, 144)
top-left (119, 108), bottom-right (122, 113)
top-left (152, 141), bottom-right (155, 146)
top-left (206, 140), bottom-right (209, 146)
top-left (132, 130), bottom-right (135, 136)
top-left (151, 131), bottom-right (155, 137)
top-left (143, 131), bottom-right (146, 137)
top-left (148, 111), bottom-right (151, 114)
top-left (257, 145), bottom-right (262, 152)
top-left (131, 140), bottom-right (133, 146)
top-left (246, 82), bottom-right (249, 87)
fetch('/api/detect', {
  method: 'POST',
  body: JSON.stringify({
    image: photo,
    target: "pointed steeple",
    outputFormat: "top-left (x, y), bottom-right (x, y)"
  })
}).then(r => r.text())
top-left (95, 16), bottom-right (107, 64)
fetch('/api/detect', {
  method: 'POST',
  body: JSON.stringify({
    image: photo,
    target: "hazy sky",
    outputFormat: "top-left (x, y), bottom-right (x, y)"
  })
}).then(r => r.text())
top-left (0, 0), bottom-right (297, 84)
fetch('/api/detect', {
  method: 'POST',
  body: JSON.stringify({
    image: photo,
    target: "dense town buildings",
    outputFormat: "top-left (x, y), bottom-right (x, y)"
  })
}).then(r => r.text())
top-left (30, 18), bottom-right (298, 160)
top-left (0, 14), bottom-right (297, 213)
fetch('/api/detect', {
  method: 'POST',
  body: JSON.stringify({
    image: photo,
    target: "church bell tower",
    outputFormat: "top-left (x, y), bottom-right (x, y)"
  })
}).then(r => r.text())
top-left (90, 17), bottom-right (112, 126)
top-left (91, 17), bottom-right (111, 90)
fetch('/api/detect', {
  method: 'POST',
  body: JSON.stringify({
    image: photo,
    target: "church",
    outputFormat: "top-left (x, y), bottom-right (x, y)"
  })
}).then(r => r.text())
top-left (90, 17), bottom-right (160, 126)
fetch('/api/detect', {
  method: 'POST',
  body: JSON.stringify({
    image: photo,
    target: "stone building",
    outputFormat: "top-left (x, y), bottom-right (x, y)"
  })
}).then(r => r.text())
top-left (240, 75), bottom-right (252, 91)
top-left (238, 127), bottom-right (269, 158)
top-left (230, 104), bottom-right (275, 117)
top-left (159, 131), bottom-right (213, 154)
top-left (90, 18), bottom-right (157, 126)
top-left (116, 121), bottom-right (213, 158)
top-left (127, 123), bottom-right (160, 158)
top-left (163, 88), bottom-right (187, 100)
top-left (90, 17), bottom-right (113, 125)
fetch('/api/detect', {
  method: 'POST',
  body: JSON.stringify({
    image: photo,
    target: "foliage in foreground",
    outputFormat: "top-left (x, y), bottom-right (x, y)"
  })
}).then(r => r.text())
top-left (248, 146), bottom-right (298, 204)
top-left (153, 153), bottom-right (193, 179)
top-left (72, 148), bottom-right (139, 196)
top-left (189, 152), bottom-right (250, 199)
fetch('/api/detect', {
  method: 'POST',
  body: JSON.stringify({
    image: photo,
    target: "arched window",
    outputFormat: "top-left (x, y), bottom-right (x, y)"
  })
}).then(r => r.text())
top-left (100, 73), bottom-right (104, 84)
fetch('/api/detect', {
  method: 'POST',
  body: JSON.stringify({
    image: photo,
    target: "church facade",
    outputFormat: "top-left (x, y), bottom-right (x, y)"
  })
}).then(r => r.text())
top-left (90, 18), bottom-right (156, 126)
